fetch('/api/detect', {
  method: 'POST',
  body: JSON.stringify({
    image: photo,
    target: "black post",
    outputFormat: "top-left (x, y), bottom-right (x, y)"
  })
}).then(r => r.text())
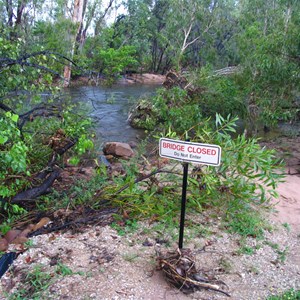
top-left (178, 162), bottom-right (189, 249)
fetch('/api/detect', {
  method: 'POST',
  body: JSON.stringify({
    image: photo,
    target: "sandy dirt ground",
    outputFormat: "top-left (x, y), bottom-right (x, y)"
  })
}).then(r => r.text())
top-left (0, 137), bottom-right (300, 300)
top-left (272, 174), bottom-right (300, 233)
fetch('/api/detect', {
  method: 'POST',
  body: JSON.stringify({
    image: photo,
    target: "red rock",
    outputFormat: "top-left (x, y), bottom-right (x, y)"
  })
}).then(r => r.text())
top-left (4, 230), bottom-right (22, 243)
top-left (10, 236), bottom-right (28, 245)
top-left (0, 238), bottom-right (8, 251)
top-left (103, 142), bottom-right (134, 159)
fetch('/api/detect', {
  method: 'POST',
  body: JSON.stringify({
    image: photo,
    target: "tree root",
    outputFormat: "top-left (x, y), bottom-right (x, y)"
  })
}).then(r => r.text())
top-left (157, 248), bottom-right (230, 297)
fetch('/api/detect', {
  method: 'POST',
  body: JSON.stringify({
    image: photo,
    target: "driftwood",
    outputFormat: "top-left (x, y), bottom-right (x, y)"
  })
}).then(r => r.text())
top-left (157, 248), bottom-right (230, 297)
top-left (163, 70), bottom-right (188, 90)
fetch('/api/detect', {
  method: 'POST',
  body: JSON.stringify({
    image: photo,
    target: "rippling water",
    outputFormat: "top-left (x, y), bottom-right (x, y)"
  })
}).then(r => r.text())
top-left (68, 84), bottom-right (299, 147)
top-left (69, 83), bottom-right (161, 145)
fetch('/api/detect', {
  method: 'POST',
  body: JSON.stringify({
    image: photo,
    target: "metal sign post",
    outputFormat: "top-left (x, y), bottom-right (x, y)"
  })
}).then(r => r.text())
top-left (178, 162), bottom-right (188, 249)
top-left (159, 138), bottom-right (222, 249)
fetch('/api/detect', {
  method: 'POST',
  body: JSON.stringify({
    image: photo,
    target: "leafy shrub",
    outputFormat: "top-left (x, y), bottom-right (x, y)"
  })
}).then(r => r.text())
top-left (130, 87), bottom-right (202, 132)
top-left (92, 45), bottom-right (138, 84)
top-left (267, 289), bottom-right (300, 300)
top-left (0, 112), bottom-right (30, 199)
top-left (186, 114), bottom-right (284, 210)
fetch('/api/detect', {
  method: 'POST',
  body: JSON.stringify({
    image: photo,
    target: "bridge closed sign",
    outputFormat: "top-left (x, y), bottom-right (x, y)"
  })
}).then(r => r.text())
top-left (159, 138), bottom-right (221, 166)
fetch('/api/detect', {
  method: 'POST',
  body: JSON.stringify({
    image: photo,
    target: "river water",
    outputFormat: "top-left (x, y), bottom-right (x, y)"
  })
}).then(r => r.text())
top-left (69, 84), bottom-right (299, 148)
top-left (69, 83), bottom-right (161, 146)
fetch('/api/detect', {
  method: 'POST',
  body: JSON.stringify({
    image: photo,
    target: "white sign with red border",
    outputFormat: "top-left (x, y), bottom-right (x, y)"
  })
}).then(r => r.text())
top-left (159, 138), bottom-right (221, 166)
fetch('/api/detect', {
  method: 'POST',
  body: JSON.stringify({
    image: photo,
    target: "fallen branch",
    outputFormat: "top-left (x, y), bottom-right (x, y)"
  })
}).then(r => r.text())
top-left (114, 168), bottom-right (181, 195)
top-left (18, 104), bottom-right (63, 129)
top-left (1, 137), bottom-right (77, 206)
top-left (29, 207), bottom-right (117, 237)
top-left (11, 168), bottom-right (60, 204)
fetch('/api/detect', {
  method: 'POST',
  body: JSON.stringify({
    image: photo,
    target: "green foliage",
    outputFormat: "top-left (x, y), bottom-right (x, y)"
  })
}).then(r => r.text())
top-left (111, 219), bottom-right (139, 236)
top-left (237, 244), bottom-right (255, 255)
top-left (0, 112), bottom-right (30, 216)
top-left (131, 87), bottom-right (203, 133)
top-left (267, 289), bottom-right (300, 300)
top-left (233, 2), bottom-right (300, 127)
top-left (55, 262), bottom-right (83, 276)
top-left (154, 112), bottom-right (284, 207)
top-left (282, 222), bottom-right (291, 232)
top-left (91, 46), bottom-right (138, 83)
top-left (7, 262), bottom-right (83, 300)
top-left (101, 113), bottom-right (284, 238)
top-left (227, 210), bottom-right (264, 238)
top-left (38, 172), bottom-right (108, 211)
top-left (8, 265), bottom-right (52, 300)
top-left (0, 33), bottom-right (95, 224)
top-left (194, 70), bottom-right (247, 119)
top-left (276, 247), bottom-right (289, 263)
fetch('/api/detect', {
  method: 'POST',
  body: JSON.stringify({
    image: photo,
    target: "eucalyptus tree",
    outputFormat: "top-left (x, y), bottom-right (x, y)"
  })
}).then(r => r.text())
top-left (234, 0), bottom-right (300, 127)
top-left (0, 0), bottom-right (46, 41)
top-left (0, 0), bottom-right (44, 28)
top-left (148, 0), bottom-right (171, 73)
top-left (108, 0), bottom-right (240, 72)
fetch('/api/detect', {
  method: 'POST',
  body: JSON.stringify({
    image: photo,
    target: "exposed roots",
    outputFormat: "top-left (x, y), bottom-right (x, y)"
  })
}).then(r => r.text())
top-left (157, 248), bottom-right (230, 297)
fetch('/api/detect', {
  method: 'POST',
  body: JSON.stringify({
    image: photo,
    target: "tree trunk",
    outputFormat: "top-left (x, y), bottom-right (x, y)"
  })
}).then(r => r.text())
top-left (63, 0), bottom-right (84, 87)
top-left (6, 0), bottom-right (14, 27)
top-left (15, 0), bottom-right (27, 25)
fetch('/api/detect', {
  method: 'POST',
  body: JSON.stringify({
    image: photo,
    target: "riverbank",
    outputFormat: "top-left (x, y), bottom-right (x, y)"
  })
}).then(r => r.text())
top-left (1, 136), bottom-right (300, 300)
top-left (262, 136), bottom-right (300, 233)
top-left (69, 73), bottom-right (166, 87)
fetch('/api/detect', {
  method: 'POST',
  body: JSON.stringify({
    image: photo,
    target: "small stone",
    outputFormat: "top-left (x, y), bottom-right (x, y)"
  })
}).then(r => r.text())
top-left (103, 142), bottom-right (134, 159)
top-left (0, 238), bottom-right (8, 251)
top-left (142, 239), bottom-right (153, 247)
top-left (4, 230), bottom-right (22, 243)
top-left (128, 141), bottom-right (138, 149)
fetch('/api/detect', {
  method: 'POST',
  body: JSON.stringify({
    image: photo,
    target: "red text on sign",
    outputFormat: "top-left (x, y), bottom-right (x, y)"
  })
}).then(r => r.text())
top-left (187, 146), bottom-right (216, 156)
top-left (162, 142), bottom-right (185, 152)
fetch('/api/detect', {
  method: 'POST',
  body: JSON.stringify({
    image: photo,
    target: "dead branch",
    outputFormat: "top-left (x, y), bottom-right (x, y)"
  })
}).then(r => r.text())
top-left (11, 168), bottom-right (60, 204)
top-left (0, 51), bottom-right (77, 70)
top-left (0, 137), bottom-right (78, 206)
top-left (18, 104), bottom-right (63, 129)
top-left (114, 169), bottom-right (181, 195)
top-left (0, 102), bottom-right (16, 114)
top-left (29, 207), bottom-right (117, 237)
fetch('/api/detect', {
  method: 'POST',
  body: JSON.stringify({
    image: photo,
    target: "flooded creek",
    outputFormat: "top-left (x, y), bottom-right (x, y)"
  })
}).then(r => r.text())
top-left (69, 83), bottom-right (161, 145)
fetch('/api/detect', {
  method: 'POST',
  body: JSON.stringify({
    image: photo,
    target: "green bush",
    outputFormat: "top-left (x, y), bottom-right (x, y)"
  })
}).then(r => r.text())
top-left (267, 289), bottom-right (300, 300)
top-left (0, 112), bottom-right (30, 201)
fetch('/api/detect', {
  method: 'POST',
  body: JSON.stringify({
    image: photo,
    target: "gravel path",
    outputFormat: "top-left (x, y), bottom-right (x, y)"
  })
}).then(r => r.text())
top-left (1, 137), bottom-right (300, 300)
top-left (1, 204), bottom-right (299, 300)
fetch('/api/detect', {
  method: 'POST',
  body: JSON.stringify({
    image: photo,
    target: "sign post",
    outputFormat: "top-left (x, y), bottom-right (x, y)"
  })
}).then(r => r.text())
top-left (178, 162), bottom-right (188, 249)
top-left (159, 138), bottom-right (221, 249)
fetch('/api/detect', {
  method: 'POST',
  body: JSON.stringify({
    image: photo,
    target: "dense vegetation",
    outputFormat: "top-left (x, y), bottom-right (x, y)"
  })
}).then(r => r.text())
top-left (0, 0), bottom-right (299, 239)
